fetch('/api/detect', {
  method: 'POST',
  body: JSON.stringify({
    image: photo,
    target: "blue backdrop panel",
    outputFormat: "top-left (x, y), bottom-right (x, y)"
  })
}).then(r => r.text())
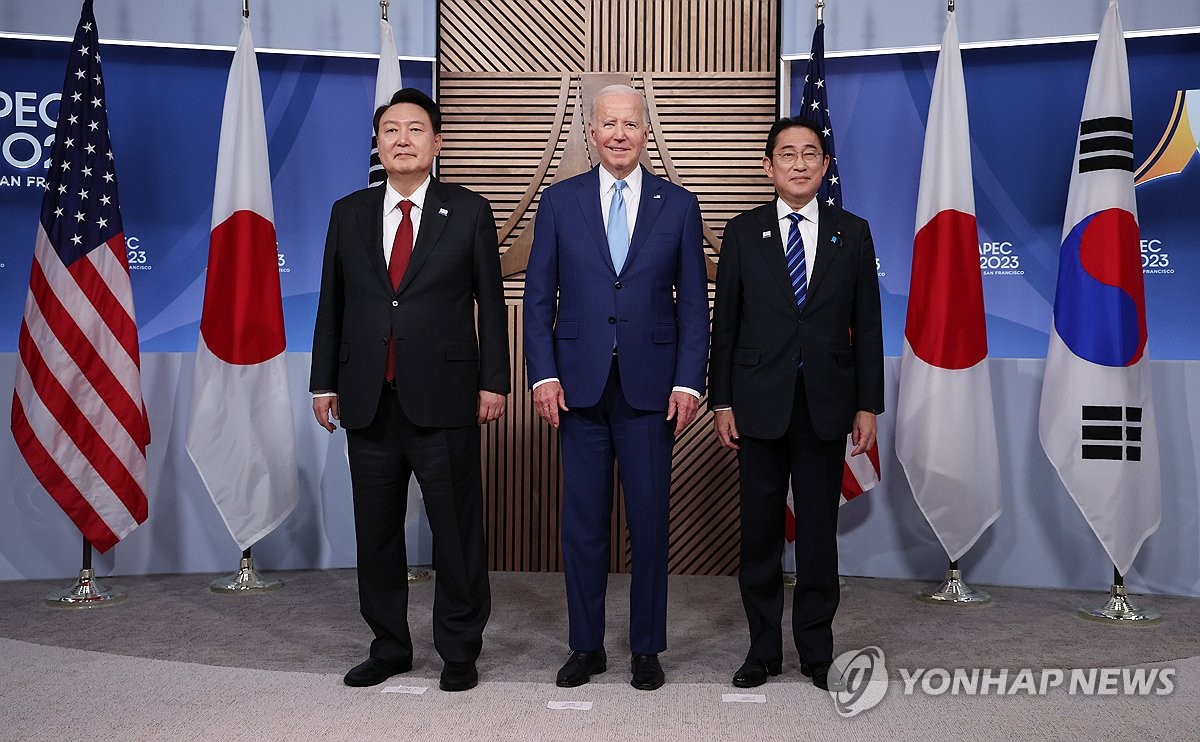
top-left (789, 33), bottom-right (1200, 360)
top-left (0, 38), bottom-right (433, 353)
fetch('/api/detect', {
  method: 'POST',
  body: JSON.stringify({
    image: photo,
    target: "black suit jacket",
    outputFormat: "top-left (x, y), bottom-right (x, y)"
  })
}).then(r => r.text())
top-left (709, 200), bottom-right (884, 440)
top-left (310, 177), bottom-right (510, 429)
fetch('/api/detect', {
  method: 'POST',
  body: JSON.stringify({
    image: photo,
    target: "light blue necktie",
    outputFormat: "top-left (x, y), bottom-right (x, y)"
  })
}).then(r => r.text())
top-left (785, 212), bottom-right (808, 311)
top-left (607, 179), bottom-right (629, 273)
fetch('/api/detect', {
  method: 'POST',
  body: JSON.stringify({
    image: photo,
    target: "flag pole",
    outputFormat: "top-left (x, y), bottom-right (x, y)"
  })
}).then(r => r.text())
top-left (45, 537), bottom-right (127, 608)
top-left (243, 0), bottom-right (249, 19)
top-left (381, 0), bottom-right (389, 22)
top-left (919, 558), bottom-right (991, 605)
top-left (1079, 565), bottom-right (1161, 623)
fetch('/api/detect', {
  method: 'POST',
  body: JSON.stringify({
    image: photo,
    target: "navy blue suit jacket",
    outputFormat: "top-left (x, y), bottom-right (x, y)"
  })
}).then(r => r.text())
top-left (523, 166), bottom-right (709, 411)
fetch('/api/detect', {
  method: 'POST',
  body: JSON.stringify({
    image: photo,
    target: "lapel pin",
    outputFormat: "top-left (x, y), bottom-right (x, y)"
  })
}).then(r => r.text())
top-left (762, 231), bottom-right (772, 238)
top-left (438, 207), bottom-right (449, 216)
top-left (831, 232), bottom-right (842, 246)
top-left (653, 194), bottom-right (662, 199)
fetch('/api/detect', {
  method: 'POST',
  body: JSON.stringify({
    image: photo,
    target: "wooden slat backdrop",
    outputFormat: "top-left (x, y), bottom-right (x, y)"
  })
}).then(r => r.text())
top-left (439, 0), bottom-right (779, 575)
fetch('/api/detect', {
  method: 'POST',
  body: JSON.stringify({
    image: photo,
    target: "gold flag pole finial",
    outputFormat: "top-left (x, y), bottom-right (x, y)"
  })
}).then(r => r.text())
top-left (243, 0), bottom-right (249, 19)
top-left (381, 0), bottom-right (390, 22)
top-left (816, 0), bottom-right (825, 24)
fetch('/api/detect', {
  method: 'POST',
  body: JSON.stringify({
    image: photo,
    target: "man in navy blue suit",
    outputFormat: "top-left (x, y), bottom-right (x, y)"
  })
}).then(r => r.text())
top-left (523, 84), bottom-right (709, 691)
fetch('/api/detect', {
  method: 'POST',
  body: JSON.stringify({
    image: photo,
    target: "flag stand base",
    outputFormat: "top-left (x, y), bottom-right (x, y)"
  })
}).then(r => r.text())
top-left (919, 567), bottom-right (991, 605)
top-left (210, 556), bottom-right (284, 594)
top-left (1079, 584), bottom-right (1161, 624)
top-left (408, 568), bottom-right (431, 584)
top-left (45, 568), bottom-right (126, 608)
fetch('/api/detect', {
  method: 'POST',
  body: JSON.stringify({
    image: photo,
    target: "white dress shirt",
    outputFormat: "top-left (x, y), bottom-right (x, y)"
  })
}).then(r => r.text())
top-left (598, 164), bottom-right (641, 239)
top-left (384, 176), bottom-right (431, 266)
top-left (776, 195), bottom-right (820, 284)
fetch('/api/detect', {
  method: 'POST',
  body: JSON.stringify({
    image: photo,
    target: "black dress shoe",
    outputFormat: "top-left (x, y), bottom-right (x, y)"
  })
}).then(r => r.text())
top-left (556, 650), bottom-right (607, 687)
top-left (343, 657), bottom-right (412, 687)
top-left (802, 661), bottom-right (833, 690)
top-left (630, 653), bottom-right (664, 691)
top-left (732, 657), bottom-right (782, 688)
top-left (439, 661), bottom-right (479, 692)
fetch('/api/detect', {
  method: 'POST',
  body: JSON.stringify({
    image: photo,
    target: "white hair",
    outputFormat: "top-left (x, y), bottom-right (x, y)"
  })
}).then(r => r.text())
top-left (589, 84), bottom-right (650, 124)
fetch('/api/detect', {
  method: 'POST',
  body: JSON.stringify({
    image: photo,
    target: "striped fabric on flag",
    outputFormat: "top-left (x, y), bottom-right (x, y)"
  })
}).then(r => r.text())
top-left (10, 0), bottom-right (149, 554)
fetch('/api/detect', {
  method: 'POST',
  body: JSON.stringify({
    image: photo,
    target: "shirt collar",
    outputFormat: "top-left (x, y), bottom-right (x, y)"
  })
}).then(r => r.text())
top-left (775, 196), bottom-right (820, 224)
top-left (599, 164), bottom-right (642, 199)
top-left (385, 175), bottom-right (432, 214)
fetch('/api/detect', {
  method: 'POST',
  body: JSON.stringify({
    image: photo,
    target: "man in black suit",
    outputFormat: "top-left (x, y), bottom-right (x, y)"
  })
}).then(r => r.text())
top-left (709, 117), bottom-right (883, 691)
top-left (310, 88), bottom-right (509, 692)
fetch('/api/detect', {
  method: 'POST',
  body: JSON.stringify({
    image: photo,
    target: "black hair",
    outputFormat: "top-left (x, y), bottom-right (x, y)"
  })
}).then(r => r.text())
top-left (373, 88), bottom-right (441, 134)
top-left (764, 116), bottom-right (827, 159)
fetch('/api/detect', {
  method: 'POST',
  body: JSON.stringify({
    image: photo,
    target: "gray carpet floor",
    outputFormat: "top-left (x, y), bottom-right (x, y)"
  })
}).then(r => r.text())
top-left (1, 570), bottom-right (1197, 680)
top-left (2, 570), bottom-right (1198, 741)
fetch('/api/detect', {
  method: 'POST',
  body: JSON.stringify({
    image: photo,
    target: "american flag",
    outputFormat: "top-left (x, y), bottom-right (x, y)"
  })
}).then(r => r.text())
top-left (798, 21), bottom-right (842, 208)
top-left (10, 0), bottom-right (149, 554)
top-left (795, 20), bottom-right (881, 504)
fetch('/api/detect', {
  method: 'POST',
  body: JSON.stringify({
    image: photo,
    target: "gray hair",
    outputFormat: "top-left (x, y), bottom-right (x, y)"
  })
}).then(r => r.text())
top-left (589, 84), bottom-right (650, 125)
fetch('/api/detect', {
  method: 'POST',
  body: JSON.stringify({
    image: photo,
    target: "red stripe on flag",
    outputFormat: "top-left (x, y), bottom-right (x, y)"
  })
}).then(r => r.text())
top-left (29, 257), bottom-right (147, 453)
top-left (841, 461), bottom-right (865, 500)
top-left (72, 235), bottom-right (142, 365)
top-left (17, 322), bottom-right (147, 521)
top-left (10, 396), bottom-right (120, 552)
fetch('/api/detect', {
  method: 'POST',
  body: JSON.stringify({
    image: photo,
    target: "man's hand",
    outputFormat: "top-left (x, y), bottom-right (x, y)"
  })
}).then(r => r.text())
top-left (533, 380), bottom-right (569, 428)
top-left (313, 395), bottom-right (339, 432)
top-left (850, 411), bottom-right (877, 456)
top-left (713, 408), bottom-right (740, 450)
top-left (477, 390), bottom-right (506, 425)
top-left (666, 391), bottom-right (700, 437)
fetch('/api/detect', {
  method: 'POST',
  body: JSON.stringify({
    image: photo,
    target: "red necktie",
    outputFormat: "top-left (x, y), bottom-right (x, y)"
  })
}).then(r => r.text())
top-left (384, 200), bottom-right (414, 383)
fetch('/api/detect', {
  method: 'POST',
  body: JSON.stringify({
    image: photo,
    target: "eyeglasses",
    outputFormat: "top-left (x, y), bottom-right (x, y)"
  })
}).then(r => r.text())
top-left (773, 150), bottom-right (824, 165)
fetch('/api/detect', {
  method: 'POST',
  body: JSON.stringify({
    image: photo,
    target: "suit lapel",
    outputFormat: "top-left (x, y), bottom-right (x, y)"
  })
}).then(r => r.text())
top-left (805, 201), bottom-right (841, 305)
top-left (361, 185), bottom-right (392, 294)
top-left (623, 166), bottom-right (664, 276)
top-left (574, 167), bottom-right (616, 274)
top-left (751, 202), bottom-right (802, 317)
top-left (398, 176), bottom-right (450, 293)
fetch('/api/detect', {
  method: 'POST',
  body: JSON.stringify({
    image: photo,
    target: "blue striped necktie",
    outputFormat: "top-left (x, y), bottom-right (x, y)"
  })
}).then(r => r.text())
top-left (608, 179), bottom-right (629, 273)
top-left (785, 212), bottom-right (808, 311)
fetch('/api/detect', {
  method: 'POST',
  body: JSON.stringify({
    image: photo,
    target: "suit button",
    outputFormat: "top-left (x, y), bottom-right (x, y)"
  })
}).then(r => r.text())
top-left (608, 317), bottom-right (616, 324)
top-left (614, 281), bottom-right (623, 289)
top-left (381, 338), bottom-right (387, 345)
top-left (392, 300), bottom-right (399, 307)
